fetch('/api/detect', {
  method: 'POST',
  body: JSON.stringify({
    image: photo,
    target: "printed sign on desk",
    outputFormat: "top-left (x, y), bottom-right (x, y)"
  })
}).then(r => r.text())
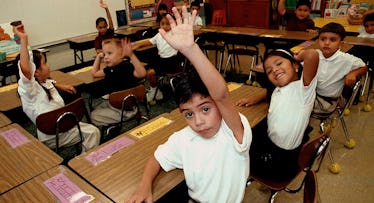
top-left (1, 128), bottom-right (29, 148)
top-left (129, 117), bottom-right (173, 139)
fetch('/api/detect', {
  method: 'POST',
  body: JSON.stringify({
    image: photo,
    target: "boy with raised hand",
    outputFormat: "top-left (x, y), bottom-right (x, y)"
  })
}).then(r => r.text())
top-left (125, 6), bottom-right (252, 203)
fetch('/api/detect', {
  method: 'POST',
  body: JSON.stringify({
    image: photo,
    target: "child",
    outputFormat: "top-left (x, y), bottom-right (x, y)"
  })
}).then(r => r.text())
top-left (156, 1), bottom-right (168, 23)
top-left (0, 26), bottom-right (11, 41)
top-left (94, 0), bottom-right (114, 54)
top-left (15, 24), bottom-right (100, 152)
top-left (278, 0), bottom-right (316, 33)
top-left (132, 13), bottom-right (183, 102)
top-left (189, 1), bottom-right (203, 26)
top-left (358, 10), bottom-right (374, 38)
top-left (91, 37), bottom-right (147, 127)
top-left (126, 6), bottom-right (252, 203)
top-left (314, 22), bottom-right (368, 114)
top-left (237, 48), bottom-right (319, 180)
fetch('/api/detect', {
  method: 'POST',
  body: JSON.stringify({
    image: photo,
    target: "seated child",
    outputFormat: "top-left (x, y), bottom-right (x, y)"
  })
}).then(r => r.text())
top-left (236, 48), bottom-right (319, 180)
top-left (125, 6), bottom-right (252, 203)
top-left (358, 10), bottom-right (374, 38)
top-left (15, 24), bottom-right (100, 151)
top-left (91, 37), bottom-right (147, 127)
top-left (278, 0), bottom-right (316, 33)
top-left (189, 0), bottom-right (203, 26)
top-left (314, 23), bottom-right (368, 114)
top-left (132, 13), bottom-right (184, 102)
top-left (0, 26), bottom-right (11, 41)
top-left (94, 0), bottom-right (115, 54)
top-left (156, 1), bottom-right (168, 23)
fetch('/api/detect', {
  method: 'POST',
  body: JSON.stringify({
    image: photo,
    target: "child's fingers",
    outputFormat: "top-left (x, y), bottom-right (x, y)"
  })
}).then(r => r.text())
top-left (172, 7), bottom-right (182, 25)
top-left (181, 6), bottom-right (189, 24)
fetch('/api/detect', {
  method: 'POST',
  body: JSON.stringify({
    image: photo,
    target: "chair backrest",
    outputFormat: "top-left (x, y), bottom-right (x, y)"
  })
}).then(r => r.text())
top-left (109, 84), bottom-right (146, 110)
top-left (339, 80), bottom-right (361, 117)
top-left (304, 170), bottom-right (319, 203)
top-left (36, 97), bottom-right (86, 135)
top-left (298, 128), bottom-right (331, 172)
top-left (212, 9), bottom-right (226, 25)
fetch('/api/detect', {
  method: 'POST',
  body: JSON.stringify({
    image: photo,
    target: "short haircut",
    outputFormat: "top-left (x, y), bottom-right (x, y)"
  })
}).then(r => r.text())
top-left (296, 0), bottom-right (311, 9)
top-left (172, 71), bottom-right (209, 106)
top-left (319, 22), bottom-right (346, 40)
top-left (102, 37), bottom-right (121, 48)
top-left (363, 12), bottom-right (374, 25)
top-left (191, 1), bottom-right (200, 9)
top-left (158, 3), bottom-right (167, 11)
top-left (96, 17), bottom-right (107, 26)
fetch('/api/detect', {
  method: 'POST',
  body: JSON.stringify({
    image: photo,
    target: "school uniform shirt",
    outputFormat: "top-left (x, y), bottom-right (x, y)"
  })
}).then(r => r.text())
top-left (316, 50), bottom-right (366, 98)
top-left (268, 75), bottom-right (317, 150)
top-left (94, 28), bottom-right (114, 51)
top-left (149, 32), bottom-right (178, 58)
top-left (358, 26), bottom-right (374, 38)
top-left (284, 13), bottom-right (314, 31)
top-left (189, 13), bottom-right (203, 26)
top-left (155, 114), bottom-right (251, 203)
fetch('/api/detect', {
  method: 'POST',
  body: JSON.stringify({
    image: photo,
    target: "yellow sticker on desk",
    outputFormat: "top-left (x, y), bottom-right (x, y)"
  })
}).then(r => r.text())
top-left (0, 83), bottom-right (18, 92)
top-left (222, 30), bottom-right (239, 34)
top-left (69, 66), bottom-right (93, 75)
top-left (260, 34), bottom-right (283, 38)
top-left (291, 46), bottom-right (304, 53)
top-left (130, 117), bottom-right (173, 139)
top-left (227, 83), bottom-right (242, 92)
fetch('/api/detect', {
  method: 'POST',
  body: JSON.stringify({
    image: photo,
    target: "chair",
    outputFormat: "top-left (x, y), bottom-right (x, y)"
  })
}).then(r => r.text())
top-left (0, 58), bottom-right (19, 86)
top-left (197, 32), bottom-right (225, 72)
top-left (36, 97), bottom-right (87, 155)
top-left (108, 84), bottom-right (149, 136)
top-left (304, 170), bottom-right (319, 203)
top-left (249, 128), bottom-right (331, 203)
top-left (211, 9), bottom-right (227, 25)
top-left (222, 33), bottom-right (260, 81)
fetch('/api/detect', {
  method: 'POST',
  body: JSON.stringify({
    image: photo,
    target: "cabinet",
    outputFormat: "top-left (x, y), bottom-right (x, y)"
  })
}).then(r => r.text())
top-left (227, 0), bottom-right (270, 28)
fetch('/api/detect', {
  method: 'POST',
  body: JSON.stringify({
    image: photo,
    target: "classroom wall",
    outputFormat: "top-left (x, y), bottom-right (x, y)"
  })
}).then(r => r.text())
top-left (0, 0), bottom-right (126, 47)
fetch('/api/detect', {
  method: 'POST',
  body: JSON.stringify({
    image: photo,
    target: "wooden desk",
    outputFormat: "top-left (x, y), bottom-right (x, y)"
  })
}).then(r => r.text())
top-left (313, 17), bottom-right (360, 33)
top-left (115, 26), bottom-right (149, 41)
top-left (68, 113), bottom-right (186, 202)
top-left (130, 21), bottom-right (159, 29)
top-left (344, 36), bottom-right (374, 47)
top-left (291, 40), bottom-right (354, 53)
top-left (67, 33), bottom-right (97, 65)
top-left (0, 123), bottom-right (63, 194)
top-left (69, 66), bottom-right (103, 85)
top-left (0, 165), bottom-right (112, 202)
top-left (0, 112), bottom-right (11, 128)
top-left (50, 70), bottom-right (84, 87)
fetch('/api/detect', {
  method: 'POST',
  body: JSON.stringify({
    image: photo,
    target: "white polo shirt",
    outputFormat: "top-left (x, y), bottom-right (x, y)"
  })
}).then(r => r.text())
top-left (149, 32), bottom-right (178, 58)
top-left (155, 114), bottom-right (251, 203)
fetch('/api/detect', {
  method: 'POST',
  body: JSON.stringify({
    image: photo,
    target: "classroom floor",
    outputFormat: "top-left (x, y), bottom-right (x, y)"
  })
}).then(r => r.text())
top-left (14, 43), bottom-right (374, 202)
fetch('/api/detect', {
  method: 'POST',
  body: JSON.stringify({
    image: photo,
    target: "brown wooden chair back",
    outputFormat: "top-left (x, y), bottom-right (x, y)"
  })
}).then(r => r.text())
top-left (304, 170), bottom-right (319, 203)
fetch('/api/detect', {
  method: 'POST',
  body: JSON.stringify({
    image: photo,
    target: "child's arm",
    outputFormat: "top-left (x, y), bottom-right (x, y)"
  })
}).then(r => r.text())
top-left (131, 38), bottom-right (152, 51)
top-left (54, 83), bottom-right (77, 94)
top-left (122, 38), bottom-right (147, 78)
top-left (345, 66), bottom-right (368, 87)
top-left (236, 90), bottom-right (267, 107)
top-left (125, 156), bottom-right (161, 203)
top-left (100, 0), bottom-right (114, 30)
top-left (160, 6), bottom-right (245, 143)
top-left (91, 52), bottom-right (105, 77)
top-left (294, 49), bottom-right (319, 86)
top-left (278, 0), bottom-right (286, 16)
top-left (14, 24), bottom-right (32, 80)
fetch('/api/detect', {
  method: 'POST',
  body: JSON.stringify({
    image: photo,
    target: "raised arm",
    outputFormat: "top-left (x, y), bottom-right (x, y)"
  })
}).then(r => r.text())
top-left (100, 0), bottom-right (114, 30)
top-left (160, 6), bottom-right (244, 143)
top-left (122, 38), bottom-right (147, 78)
top-left (14, 24), bottom-right (32, 80)
top-left (294, 49), bottom-right (319, 86)
top-left (278, 0), bottom-right (286, 16)
top-left (91, 52), bottom-right (105, 77)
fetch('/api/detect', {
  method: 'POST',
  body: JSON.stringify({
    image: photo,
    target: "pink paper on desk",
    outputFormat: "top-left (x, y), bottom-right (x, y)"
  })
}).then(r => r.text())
top-left (85, 137), bottom-right (135, 165)
top-left (44, 173), bottom-right (93, 203)
top-left (299, 41), bottom-right (313, 47)
top-left (1, 128), bottom-right (29, 148)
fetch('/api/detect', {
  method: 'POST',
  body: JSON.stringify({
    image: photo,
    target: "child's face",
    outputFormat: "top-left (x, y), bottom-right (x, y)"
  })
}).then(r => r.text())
top-left (158, 9), bottom-right (167, 15)
top-left (190, 6), bottom-right (199, 13)
top-left (318, 32), bottom-right (343, 58)
top-left (264, 55), bottom-right (299, 87)
top-left (97, 21), bottom-right (108, 35)
top-left (160, 17), bottom-right (171, 32)
top-left (35, 55), bottom-right (51, 83)
top-left (102, 43), bottom-right (123, 67)
top-left (295, 5), bottom-right (311, 20)
top-left (179, 94), bottom-right (222, 139)
top-left (364, 21), bottom-right (374, 34)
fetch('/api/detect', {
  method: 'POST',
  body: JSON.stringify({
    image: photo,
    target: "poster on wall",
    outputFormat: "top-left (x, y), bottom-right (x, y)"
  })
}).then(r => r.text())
top-left (126, 0), bottom-right (156, 24)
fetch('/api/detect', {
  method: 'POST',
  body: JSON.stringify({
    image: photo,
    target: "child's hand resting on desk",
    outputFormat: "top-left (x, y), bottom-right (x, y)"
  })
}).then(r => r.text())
top-left (54, 83), bottom-right (77, 94)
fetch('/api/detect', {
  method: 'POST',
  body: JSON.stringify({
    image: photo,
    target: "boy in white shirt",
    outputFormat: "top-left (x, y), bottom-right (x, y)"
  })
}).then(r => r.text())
top-left (190, 1), bottom-right (203, 26)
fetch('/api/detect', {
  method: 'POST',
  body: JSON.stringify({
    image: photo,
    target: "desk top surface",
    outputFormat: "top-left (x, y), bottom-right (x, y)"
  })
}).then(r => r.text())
top-left (50, 70), bottom-right (84, 87)
top-left (68, 66), bottom-right (103, 85)
top-left (0, 123), bottom-right (62, 194)
top-left (66, 33), bottom-right (97, 44)
top-left (344, 36), bottom-right (374, 47)
top-left (0, 112), bottom-right (11, 128)
top-left (291, 40), bottom-right (354, 53)
top-left (0, 165), bottom-right (112, 202)
top-left (313, 17), bottom-right (360, 33)
top-left (68, 83), bottom-right (268, 202)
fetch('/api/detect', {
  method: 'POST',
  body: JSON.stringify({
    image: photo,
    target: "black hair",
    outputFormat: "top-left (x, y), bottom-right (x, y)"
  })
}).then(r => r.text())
top-left (159, 12), bottom-right (176, 22)
top-left (191, 1), bottom-right (200, 9)
top-left (172, 70), bottom-right (209, 106)
top-left (363, 12), bottom-right (374, 25)
top-left (156, 3), bottom-right (168, 23)
top-left (31, 50), bottom-right (53, 101)
top-left (96, 17), bottom-right (107, 26)
top-left (296, 0), bottom-right (312, 9)
top-left (319, 22), bottom-right (346, 40)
